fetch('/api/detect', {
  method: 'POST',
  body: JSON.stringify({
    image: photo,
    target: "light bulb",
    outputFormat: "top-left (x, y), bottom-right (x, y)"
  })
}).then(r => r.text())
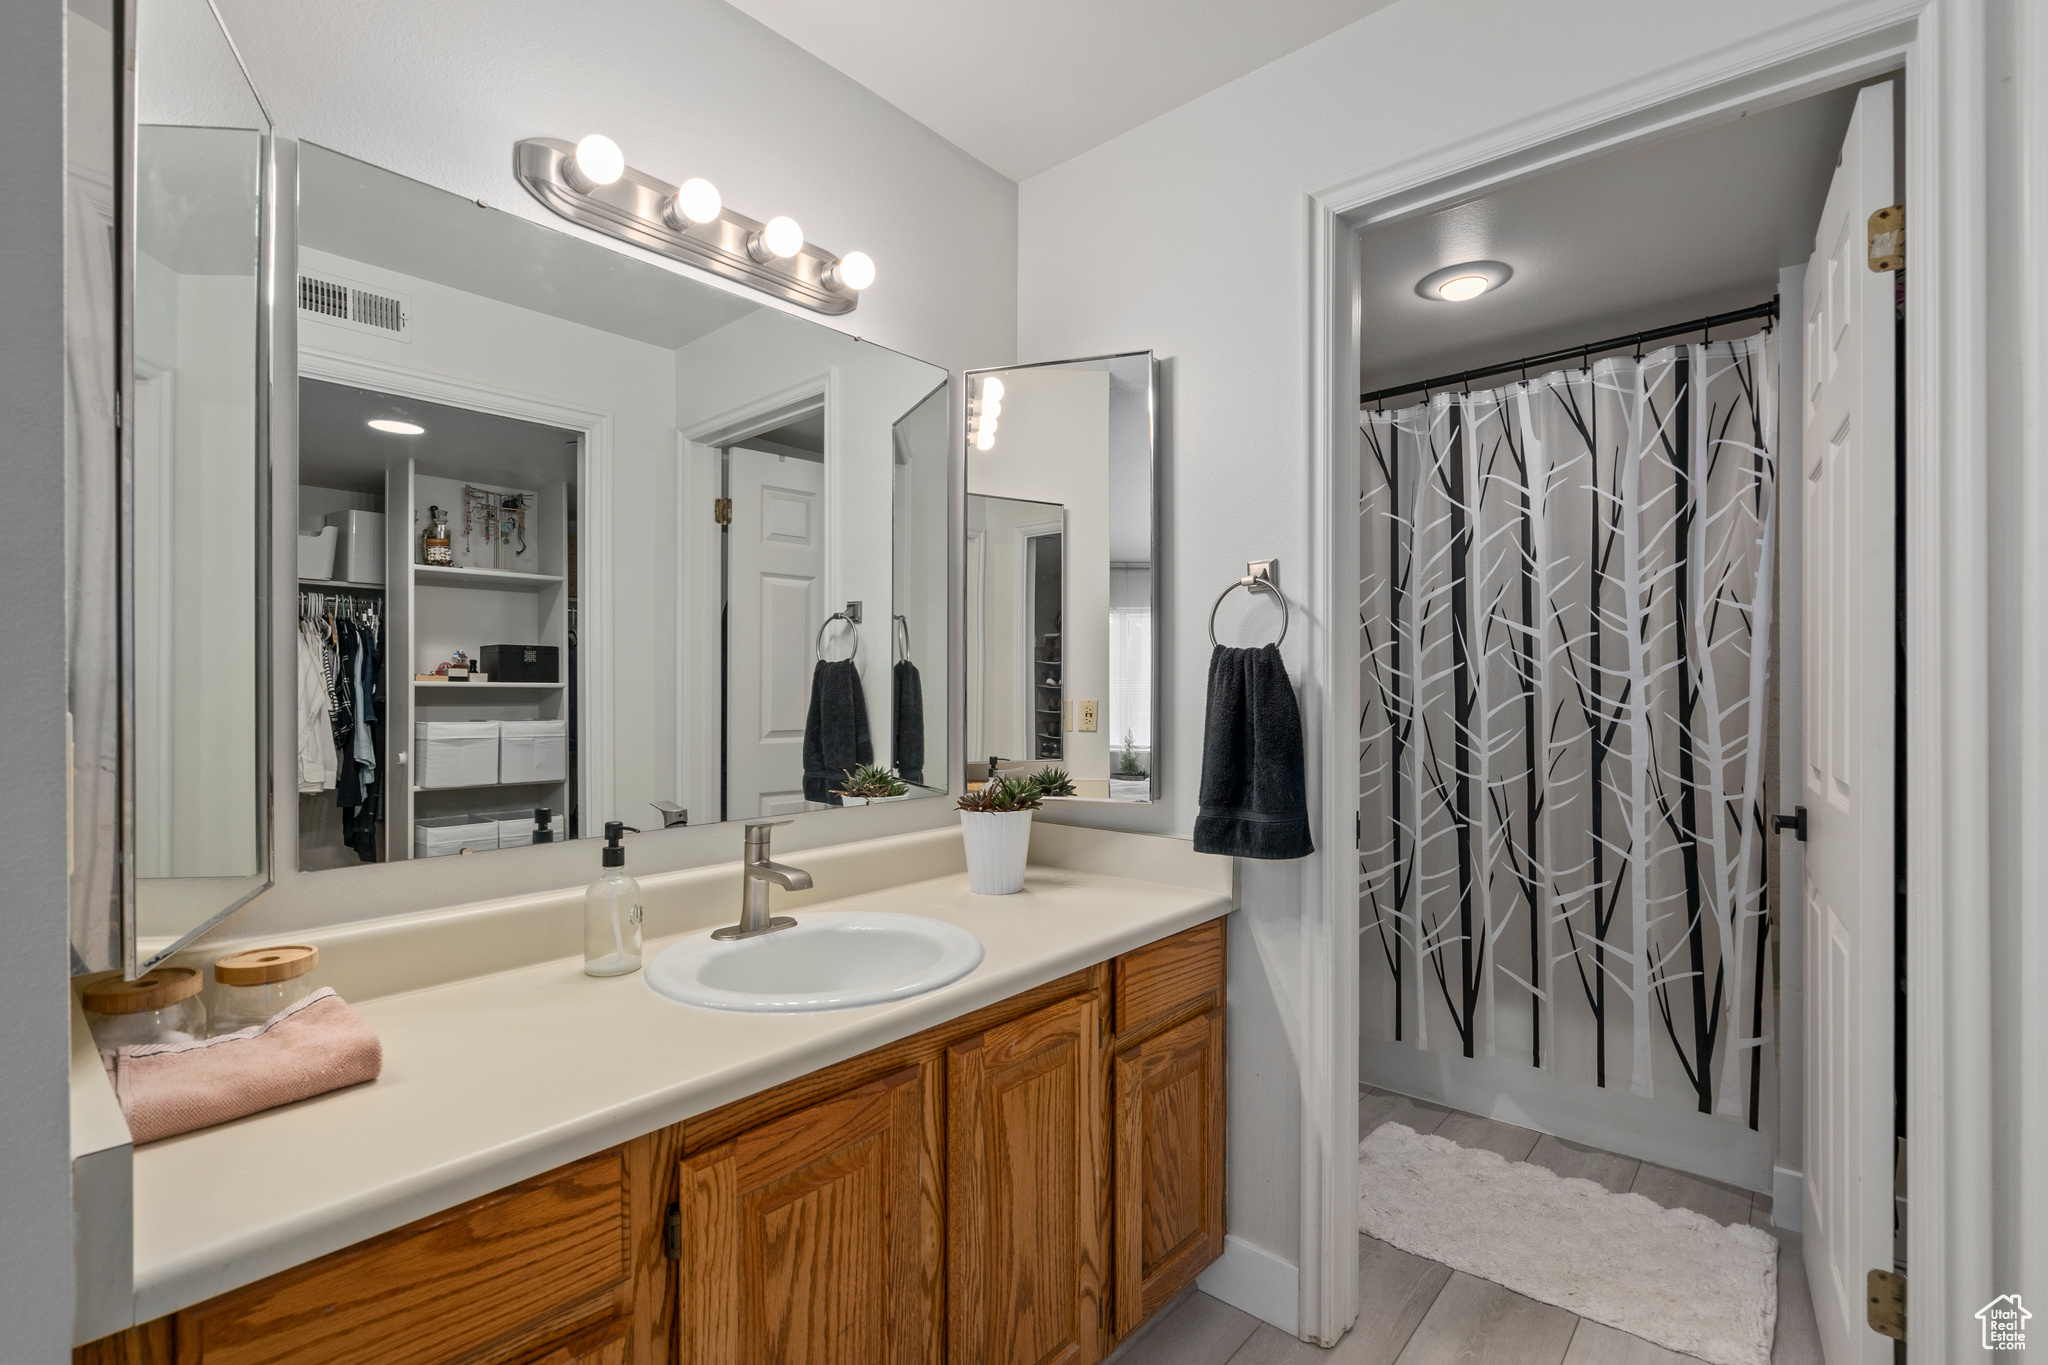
top-left (367, 418), bottom-right (424, 435)
top-left (980, 417), bottom-right (998, 438)
top-left (1437, 275), bottom-right (1490, 302)
top-left (569, 134), bottom-right (624, 190)
top-left (975, 427), bottom-right (996, 451)
top-left (982, 397), bottom-right (1002, 422)
top-left (673, 177), bottom-right (721, 225)
top-left (982, 376), bottom-right (1005, 402)
top-left (832, 251), bottom-right (875, 291)
top-left (762, 215), bottom-right (804, 257)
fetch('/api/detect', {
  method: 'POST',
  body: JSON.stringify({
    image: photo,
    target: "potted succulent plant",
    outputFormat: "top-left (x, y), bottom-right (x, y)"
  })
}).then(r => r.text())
top-left (956, 775), bottom-right (1042, 894)
top-left (834, 764), bottom-right (910, 806)
top-left (1030, 766), bottom-right (1077, 798)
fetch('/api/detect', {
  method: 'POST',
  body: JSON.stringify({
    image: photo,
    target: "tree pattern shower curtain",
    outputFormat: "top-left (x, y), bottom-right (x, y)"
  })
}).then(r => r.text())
top-left (1358, 336), bottom-right (1777, 1126)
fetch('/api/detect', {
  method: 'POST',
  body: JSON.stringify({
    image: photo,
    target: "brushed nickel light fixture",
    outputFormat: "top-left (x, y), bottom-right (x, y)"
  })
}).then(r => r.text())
top-left (514, 135), bottom-right (876, 315)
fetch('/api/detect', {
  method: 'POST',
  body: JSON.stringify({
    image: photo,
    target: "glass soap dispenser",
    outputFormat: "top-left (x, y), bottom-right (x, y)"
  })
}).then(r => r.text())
top-left (584, 820), bottom-right (643, 977)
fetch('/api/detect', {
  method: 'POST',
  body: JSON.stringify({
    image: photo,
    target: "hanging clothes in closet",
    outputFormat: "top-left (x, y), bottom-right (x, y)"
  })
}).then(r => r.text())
top-left (299, 591), bottom-right (384, 862)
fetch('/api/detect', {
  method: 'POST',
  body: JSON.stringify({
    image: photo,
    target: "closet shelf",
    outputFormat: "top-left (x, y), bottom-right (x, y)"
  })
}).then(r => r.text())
top-left (413, 777), bottom-right (564, 793)
top-left (300, 577), bottom-right (385, 592)
top-left (413, 680), bottom-right (565, 691)
top-left (414, 564), bottom-right (564, 590)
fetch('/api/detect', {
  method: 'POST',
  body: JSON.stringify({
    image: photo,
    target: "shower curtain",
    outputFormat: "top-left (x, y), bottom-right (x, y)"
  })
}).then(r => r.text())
top-left (1358, 335), bottom-right (1777, 1126)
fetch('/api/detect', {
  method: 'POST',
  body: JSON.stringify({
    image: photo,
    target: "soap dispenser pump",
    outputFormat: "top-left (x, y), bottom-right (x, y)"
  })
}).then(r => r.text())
top-left (583, 821), bottom-right (644, 977)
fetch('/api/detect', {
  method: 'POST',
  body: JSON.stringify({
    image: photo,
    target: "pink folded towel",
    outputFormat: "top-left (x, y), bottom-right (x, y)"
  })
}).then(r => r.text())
top-left (102, 987), bottom-right (383, 1144)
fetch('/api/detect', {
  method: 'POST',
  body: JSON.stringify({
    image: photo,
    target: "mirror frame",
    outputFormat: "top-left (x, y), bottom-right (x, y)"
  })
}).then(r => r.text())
top-left (961, 351), bottom-right (1158, 804)
top-left (91, 6), bottom-right (280, 977)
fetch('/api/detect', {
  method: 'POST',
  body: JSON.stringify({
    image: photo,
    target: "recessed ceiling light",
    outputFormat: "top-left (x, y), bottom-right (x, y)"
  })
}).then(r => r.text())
top-left (367, 418), bottom-right (425, 435)
top-left (1416, 260), bottom-right (1513, 303)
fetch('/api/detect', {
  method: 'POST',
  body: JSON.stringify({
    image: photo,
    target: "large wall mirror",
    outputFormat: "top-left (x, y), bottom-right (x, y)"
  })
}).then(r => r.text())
top-left (963, 354), bottom-right (1156, 803)
top-left (291, 146), bottom-right (949, 868)
top-left (75, 0), bottom-right (275, 974)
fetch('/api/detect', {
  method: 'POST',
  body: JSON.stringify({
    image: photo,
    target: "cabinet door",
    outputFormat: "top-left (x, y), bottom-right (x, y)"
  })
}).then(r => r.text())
top-left (1112, 1007), bottom-right (1224, 1335)
top-left (678, 1063), bottom-right (938, 1365)
top-left (947, 991), bottom-right (1109, 1365)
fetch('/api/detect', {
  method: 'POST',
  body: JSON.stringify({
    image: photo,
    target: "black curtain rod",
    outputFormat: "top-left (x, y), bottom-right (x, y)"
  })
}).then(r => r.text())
top-left (1359, 297), bottom-right (1780, 408)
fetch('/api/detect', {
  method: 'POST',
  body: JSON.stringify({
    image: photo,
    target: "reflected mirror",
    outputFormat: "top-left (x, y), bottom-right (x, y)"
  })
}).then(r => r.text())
top-left (964, 354), bottom-right (1156, 802)
top-left (128, 0), bottom-right (272, 965)
top-left (292, 146), bottom-right (949, 868)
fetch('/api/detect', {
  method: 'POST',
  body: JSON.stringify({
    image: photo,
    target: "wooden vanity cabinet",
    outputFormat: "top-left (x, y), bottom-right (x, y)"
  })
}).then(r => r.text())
top-left (80, 919), bottom-right (1227, 1365)
top-left (946, 989), bottom-right (1111, 1365)
top-left (1109, 920), bottom-right (1227, 1335)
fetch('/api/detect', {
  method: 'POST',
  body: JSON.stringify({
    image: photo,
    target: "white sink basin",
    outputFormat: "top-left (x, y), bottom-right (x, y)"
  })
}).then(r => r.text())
top-left (644, 910), bottom-right (985, 1013)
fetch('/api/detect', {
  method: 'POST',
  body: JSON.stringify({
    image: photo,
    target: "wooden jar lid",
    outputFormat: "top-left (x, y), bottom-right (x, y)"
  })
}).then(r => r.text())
top-left (80, 967), bottom-right (202, 1015)
top-left (214, 945), bottom-right (320, 987)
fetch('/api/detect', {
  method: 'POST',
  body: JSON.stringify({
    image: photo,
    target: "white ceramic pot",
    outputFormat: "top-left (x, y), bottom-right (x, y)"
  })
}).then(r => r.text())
top-left (960, 809), bottom-right (1034, 895)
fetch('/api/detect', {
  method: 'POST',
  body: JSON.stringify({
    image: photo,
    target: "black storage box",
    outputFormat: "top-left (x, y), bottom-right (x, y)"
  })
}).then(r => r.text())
top-left (480, 644), bottom-right (559, 683)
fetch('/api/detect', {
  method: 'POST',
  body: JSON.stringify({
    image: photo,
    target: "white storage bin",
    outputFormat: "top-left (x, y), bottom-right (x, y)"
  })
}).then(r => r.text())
top-left (323, 509), bottom-right (386, 585)
top-left (413, 720), bottom-right (501, 788)
top-left (499, 719), bottom-right (567, 784)
top-left (482, 808), bottom-right (558, 847)
top-left (298, 525), bottom-right (338, 580)
top-left (414, 814), bottom-right (498, 858)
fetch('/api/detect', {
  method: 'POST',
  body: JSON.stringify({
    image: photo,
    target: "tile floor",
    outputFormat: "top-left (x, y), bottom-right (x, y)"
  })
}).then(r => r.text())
top-left (1104, 1086), bottom-right (1824, 1365)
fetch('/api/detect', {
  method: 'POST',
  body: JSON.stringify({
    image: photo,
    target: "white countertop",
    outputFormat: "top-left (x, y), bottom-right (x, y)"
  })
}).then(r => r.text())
top-left (127, 850), bottom-right (1230, 1321)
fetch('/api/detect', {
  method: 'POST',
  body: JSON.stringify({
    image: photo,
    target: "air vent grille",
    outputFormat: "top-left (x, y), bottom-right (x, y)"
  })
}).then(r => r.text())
top-left (352, 289), bottom-right (404, 333)
top-left (297, 272), bottom-right (411, 341)
top-left (299, 275), bottom-right (348, 320)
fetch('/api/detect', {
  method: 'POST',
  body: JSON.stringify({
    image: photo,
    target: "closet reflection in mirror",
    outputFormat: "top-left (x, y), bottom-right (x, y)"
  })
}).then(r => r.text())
top-left (964, 354), bottom-right (1156, 802)
top-left (292, 144), bottom-right (948, 869)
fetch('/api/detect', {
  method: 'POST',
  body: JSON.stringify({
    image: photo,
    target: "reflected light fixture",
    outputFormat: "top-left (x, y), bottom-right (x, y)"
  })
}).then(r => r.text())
top-left (1415, 260), bottom-right (1513, 303)
top-left (564, 134), bottom-right (625, 193)
top-left (970, 374), bottom-right (1004, 452)
top-left (667, 177), bottom-right (722, 227)
top-left (367, 418), bottom-right (425, 435)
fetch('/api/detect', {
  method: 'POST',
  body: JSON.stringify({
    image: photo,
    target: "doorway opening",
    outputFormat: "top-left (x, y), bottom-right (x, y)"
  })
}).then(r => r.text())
top-left (1343, 73), bottom-right (1902, 1365)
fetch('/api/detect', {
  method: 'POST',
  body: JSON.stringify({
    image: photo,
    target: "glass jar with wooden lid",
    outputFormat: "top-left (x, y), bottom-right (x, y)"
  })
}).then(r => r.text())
top-left (80, 968), bottom-right (208, 1050)
top-left (210, 945), bottom-right (322, 1035)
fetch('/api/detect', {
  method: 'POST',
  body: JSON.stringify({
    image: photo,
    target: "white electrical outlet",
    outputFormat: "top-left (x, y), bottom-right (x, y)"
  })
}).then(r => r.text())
top-left (1078, 700), bottom-right (1098, 732)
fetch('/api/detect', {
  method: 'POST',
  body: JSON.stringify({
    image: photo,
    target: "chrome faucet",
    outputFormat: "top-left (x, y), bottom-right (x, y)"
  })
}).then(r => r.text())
top-left (714, 820), bottom-right (812, 940)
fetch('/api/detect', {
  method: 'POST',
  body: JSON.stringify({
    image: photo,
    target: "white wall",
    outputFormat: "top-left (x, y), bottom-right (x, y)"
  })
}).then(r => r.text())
top-left (4, 2), bottom-right (78, 1359)
top-left (1012, 0), bottom-right (1923, 1317)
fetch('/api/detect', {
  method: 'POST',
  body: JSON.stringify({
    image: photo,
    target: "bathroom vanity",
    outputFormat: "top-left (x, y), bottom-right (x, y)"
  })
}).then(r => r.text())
top-left (74, 827), bottom-right (1229, 1365)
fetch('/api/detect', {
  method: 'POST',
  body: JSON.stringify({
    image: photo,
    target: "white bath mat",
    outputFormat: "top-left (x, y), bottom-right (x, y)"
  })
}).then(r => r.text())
top-left (1358, 1123), bottom-right (1778, 1365)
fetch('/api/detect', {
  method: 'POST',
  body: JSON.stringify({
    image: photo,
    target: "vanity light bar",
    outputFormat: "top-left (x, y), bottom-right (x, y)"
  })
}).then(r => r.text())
top-left (512, 138), bottom-right (871, 316)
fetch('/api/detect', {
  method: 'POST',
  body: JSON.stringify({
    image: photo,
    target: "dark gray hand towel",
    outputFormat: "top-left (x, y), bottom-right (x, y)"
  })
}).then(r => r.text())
top-left (1193, 643), bottom-right (1313, 859)
top-left (802, 658), bottom-right (873, 805)
top-left (893, 658), bottom-right (925, 786)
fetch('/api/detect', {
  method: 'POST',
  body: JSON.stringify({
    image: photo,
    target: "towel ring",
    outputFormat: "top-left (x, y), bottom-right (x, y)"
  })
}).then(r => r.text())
top-left (1209, 576), bottom-right (1288, 648)
top-left (816, 611), bottom-right (859, 662)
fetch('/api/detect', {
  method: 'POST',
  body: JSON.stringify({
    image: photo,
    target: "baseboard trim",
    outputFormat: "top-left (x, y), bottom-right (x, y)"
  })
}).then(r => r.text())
top-left (1197, 1235), bottom-right (1300, 1335)
top-left (1772, 1167), bottom-right (1804, 1233)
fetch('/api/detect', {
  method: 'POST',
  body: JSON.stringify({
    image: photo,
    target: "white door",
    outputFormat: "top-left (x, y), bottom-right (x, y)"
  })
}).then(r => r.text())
top-left (726, 446), bottom-right (826, 818)
top-left (1798, 80), bottom-right (1896, 1365)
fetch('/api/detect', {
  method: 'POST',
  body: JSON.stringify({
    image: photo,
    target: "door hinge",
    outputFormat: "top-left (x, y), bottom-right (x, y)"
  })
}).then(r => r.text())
top-left (1868, 205), bottom-right (1905, 272)
top-left (1772, 806), bottom-right (1808, 842)
top-left (713, 497), bottom-right (732, 526)
top-left (1867, 1269), bottom-right (1906, 1340)
top-left (664, 1201), bottom-right (681, 1261)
